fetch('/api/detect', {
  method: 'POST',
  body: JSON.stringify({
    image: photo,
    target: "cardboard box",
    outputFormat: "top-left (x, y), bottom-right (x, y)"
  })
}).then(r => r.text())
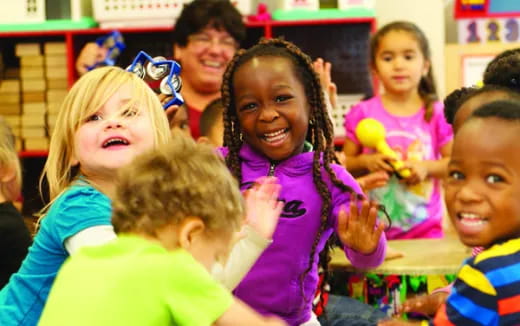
top-left (44, 42), bottom-right (66, 55)
top-left (15, 43), bottom-right (41, 57)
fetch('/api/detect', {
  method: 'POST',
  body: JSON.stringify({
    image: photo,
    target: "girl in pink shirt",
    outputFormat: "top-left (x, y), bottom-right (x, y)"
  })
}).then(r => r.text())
top-left (343, 21), bottom-right (453, 240)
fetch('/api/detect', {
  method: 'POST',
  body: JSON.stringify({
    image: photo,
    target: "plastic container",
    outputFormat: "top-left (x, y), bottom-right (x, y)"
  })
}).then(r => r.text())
top-left (0, 1), bottom-right (46, 24)
top-left (92, 0), bottom-right (189, 28)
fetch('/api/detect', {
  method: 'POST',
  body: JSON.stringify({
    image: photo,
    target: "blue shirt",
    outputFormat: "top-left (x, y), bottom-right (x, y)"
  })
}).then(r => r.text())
top-left (0, 182), bottom-right (112, 326)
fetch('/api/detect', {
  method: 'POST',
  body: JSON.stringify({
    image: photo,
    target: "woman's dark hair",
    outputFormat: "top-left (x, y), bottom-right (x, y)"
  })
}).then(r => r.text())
top-left (221, 37), bottom-right (362, 312)
top-left (370, 21), bottom-right (438, 122)
top-left (172, 0), bottom-right (246, 47)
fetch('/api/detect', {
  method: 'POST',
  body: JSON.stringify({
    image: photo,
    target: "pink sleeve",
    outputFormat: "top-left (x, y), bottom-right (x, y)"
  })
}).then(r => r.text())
top-left (343, 101), bottom-right (368, 145)
top-left (433, 102), bottom-right (453, 150)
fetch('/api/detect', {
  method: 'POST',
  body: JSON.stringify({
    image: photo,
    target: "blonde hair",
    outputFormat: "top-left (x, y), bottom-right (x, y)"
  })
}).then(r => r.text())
top-left (0, 117), bottom-right (22, 201)
top-left (112, 131), bottom-right (244, 236)
top-left (41, 66), bottom-right (171, 202)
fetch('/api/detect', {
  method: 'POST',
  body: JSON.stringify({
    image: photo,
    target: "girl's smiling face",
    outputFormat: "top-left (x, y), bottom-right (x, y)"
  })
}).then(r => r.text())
top-left (233, 56), bottom-right (311, 161)
top-left (72, 83), bottom-right (155, 181)
top-left (445, 117), bottom-right (520, 248)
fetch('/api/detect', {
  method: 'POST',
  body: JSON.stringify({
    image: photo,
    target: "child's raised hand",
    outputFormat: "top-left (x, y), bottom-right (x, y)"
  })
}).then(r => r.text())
top-left (75, 42), bottom-right (108, 76)
top-left (337, 200), bottom-right (385, 255)
top-left (244, 177), bottom-right (283, 240)
top-left (399, 292), bottom-right (448, 317)
top-left (313, 57), bottom-right (338, 109)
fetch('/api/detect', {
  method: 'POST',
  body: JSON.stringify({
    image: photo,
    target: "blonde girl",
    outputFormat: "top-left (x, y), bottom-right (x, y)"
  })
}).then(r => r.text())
top-left (0, 66), bottom-right (171, 326)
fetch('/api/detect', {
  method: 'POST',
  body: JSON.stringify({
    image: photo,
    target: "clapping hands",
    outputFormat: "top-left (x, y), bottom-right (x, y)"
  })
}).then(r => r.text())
top-left (243, 177), bottom-right (283, 240)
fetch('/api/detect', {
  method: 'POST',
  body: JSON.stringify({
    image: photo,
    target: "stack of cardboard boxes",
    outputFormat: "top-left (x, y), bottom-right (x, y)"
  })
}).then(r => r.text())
top-left (44, 42), bottom-right (68, 140)
top-left (17, 43), bottom-right (47, 151)
top-left (0, 41), bottom-right (68, 151)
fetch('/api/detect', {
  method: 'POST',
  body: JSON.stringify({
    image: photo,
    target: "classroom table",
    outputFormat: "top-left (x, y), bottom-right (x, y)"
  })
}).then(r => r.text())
top-left (329, 236), bottom-right (473, 276)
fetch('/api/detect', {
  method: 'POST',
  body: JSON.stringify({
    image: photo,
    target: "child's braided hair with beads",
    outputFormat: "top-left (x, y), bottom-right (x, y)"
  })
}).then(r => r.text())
top-left (221, 37), bottom-right (363, 310)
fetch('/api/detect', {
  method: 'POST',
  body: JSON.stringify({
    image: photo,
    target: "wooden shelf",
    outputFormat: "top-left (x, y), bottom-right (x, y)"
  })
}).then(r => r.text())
top-left (19, 151), bottom-right (49, 158)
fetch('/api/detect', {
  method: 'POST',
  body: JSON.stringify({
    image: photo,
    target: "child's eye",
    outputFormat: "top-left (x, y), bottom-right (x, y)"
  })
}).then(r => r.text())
top-left (275, 95), bottom-right (292, 103)
top-left (122, 108), bottom-right (138, 117)
top-left (485, 174), bottom-right (503, 184)
top-left (404, 54), bottom-right (415, 60)
top-left (86, 114), bottom-right (101, 122)
top-left (239, 102), bottom-right (257, 111)
top-left (448, 170), bottom-right (464, 180)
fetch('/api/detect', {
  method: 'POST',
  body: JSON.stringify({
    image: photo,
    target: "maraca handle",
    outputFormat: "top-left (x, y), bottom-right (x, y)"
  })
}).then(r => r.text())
top-left (390, 161), bottom-right (411, 178)
top-left (376, 142), bottom-right (411, 178)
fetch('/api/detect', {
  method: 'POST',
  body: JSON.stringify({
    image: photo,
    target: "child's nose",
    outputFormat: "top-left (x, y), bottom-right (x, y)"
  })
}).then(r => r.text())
top-left (457, 183), bottom-right (482, 203)
top-left (104, 116), bottom-right (124, 129)
top-left (392, 57), bottom-right (405, 69)
top-left (259, 105), bottom-right (279, 122)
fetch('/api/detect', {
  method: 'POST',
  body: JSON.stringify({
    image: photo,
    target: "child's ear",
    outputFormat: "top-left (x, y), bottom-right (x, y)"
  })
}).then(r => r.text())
top-left (69, 153), bottom-right (79, 167)
top-left (0, 164), bottom-right (21, 201)
top-left (422, 59), bottom-right (431, 77)
top-left (197, 136), bottom-right (210, 144)
top-left (0, 164), bottom-right (16, 183)
top-left (173, 44), bottom-right (183, 62)
top-left (178, 217), bottom-right (206, 249)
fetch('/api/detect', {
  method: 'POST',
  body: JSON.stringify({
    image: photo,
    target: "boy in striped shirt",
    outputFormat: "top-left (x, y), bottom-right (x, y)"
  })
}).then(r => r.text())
top-left (381, 100), bottom-right (520, 326)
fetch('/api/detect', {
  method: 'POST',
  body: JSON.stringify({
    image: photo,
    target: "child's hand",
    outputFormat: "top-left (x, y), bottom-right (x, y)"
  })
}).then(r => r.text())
top-left (337, 200), bottom-right (385, 255)
top-left (356, 171), bottom-right (390, 192)
top-left (313, 57), bottom-right (338, 109)
top-left (335, 151), bottom-right (347, 166)
top-left (361, 153), bottom-right (395, 173)
top-left (399, 292), bottom-right (448, 317)
top-left (158, 93), bottom-right (179, 127)
top-left (244, 177), bottom-right (283, 240)
top-left (378, 319), bottom-right (422, 326)
top-left (401, 161), bottom-right (428, 185)
top-left (75, 42), bottom-right (108, 76)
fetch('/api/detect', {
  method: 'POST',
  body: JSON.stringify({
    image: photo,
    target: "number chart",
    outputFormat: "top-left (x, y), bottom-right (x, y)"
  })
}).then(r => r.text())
top-left (455, 0), bottom-right (520, 44)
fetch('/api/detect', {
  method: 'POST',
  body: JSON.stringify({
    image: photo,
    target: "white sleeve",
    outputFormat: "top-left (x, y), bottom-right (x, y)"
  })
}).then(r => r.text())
top-left (64, 225), bottom-right (117, 255)
top-left (211, 226), bottom-right (271, 290)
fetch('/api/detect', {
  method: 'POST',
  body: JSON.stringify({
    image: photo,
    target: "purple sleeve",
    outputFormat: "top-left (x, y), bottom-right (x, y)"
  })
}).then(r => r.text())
top-left (328, 164), bottom-right (387, 269)
top-left (216, 146), bottom-right (228, 157)
top-left (433, 102), bottom-right (453, 150)
top-left (343, 101), bottom-right (368, 145)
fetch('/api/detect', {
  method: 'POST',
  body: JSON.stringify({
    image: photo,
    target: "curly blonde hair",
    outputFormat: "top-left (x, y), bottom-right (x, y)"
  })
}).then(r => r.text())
top-left (112, 131), bottom-right (244, 236)
top-left (0, 117), bottom-right (21, 201)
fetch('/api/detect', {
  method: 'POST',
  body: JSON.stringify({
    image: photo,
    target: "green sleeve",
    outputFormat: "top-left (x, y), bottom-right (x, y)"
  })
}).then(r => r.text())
top-left (164, 250), bottom-right (234, 325)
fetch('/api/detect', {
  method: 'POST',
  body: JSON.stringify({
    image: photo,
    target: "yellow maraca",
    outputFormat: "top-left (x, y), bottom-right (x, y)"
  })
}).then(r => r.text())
top-left (355, 118), bottom-right (411, 178)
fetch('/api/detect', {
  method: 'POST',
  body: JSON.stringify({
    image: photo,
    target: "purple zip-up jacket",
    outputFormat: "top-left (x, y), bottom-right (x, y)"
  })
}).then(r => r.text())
top-left (223, 144), bottom-right (386, 326)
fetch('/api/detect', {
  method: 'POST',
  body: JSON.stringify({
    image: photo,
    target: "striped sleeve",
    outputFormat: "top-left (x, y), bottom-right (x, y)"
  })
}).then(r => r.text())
top-left (433, 239), bottom-right (520, 325)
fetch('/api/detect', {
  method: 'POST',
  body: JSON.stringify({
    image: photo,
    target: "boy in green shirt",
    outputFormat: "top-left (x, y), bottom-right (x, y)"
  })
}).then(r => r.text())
top-left (39, 134), bottom-right (286, 326)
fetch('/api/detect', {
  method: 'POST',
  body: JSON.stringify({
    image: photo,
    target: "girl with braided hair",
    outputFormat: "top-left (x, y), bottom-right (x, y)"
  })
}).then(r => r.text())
top-left (219, 38), bottom-right (387, 326)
